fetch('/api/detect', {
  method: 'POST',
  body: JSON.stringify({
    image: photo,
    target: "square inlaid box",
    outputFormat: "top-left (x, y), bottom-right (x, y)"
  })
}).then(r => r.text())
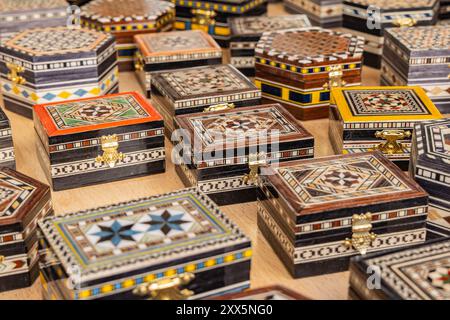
top-left (283, 0), bottom-right (343, 28)
top-left (381, 26), bottom-right (450, 114)
top-left (38, 188), bottom-right (252, 300)
top-left (0, 168), bottom-right (53, 293)
top-left (349, 238), bottom-right (450, 300)
top-left (257, 151), bottom-right (429, 278)
top-left (33, 92), bottom-right (165, 191)
top-left (255, 27), bottom-right (364, 120)
top-left (0, 27), bottom-right (119, 119)
top-left (174, 103), bottom-right (314, 206)
top-left (81, 0), bottom-right (175, 71)
top-left (0, 108), bottom-right (15, 169)
top-left (342, 0), bottom-right (440, 69)
top-left (410, 119), bottom-right (450, 212)
top-left (151, 64), bottom-right (261, 136)
top-left (134, 30), bottom-right (222, 98)
top-left (229, 15), bottom-right (311, 77)
top-left (0, 0), bottom-right (67, 38)
top-left (172, 0), bottom-right (268, 47)
top-left (329, 86), bottom-right (443, 171)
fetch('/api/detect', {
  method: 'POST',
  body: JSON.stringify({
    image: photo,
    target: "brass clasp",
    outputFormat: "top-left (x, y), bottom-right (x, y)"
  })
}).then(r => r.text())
top-left (344, 213), bottom-right (377, 255)
top-left (375, 130), bottom-right (411, 155)
top-left (133, 273), bottom-right (195, 300)
top-left (191, 9), bottom-right (216, 26)
top-left (7, 62), bottom-right (26, 85)
top-left (393, 18), bottom-right (417, 27)
top-left (134, 51), bottom-right (145, 72)
top-left (323, 65), bottom-right (346, 90)
top-left (0, 255), bottom-right (4, 263)
top-left (243, 152), bottom-right (268, 184)
top-left (95, 134), bottom-right (124, 168)
top-left (203, 103), bottom-right (235, 112)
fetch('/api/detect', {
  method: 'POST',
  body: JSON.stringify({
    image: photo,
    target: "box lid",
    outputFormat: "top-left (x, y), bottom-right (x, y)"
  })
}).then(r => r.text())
top-left (175, 103), bottom-right (314, 166)
top-left (260, 151), bottom-right (428, 216)
top-left (415, 118), bottom-right (450, 175)
top-left (37, 188), bottom-right (251, 286)
top-left (33, 92), bottom-right (163, 146)
top-left (0, 168), bottom-right (51, 234)
top-left (351, 238), bottom-right (450, 300)
top-left (229, 15), bottom-right (311, 40)
top-left (81, 0), bottom-right (175, 31)
top-left (151, 64), bottom-right (261, 110)
top-left (384, 26), bottom-right (450, 60)
top-left (331, 86), bottom-right (442, 126)
top-left (135, 30), bottom-right (222, 65)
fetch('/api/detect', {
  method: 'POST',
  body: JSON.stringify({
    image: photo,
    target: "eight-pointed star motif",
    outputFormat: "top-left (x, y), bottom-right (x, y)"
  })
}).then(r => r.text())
top-left (87, 220), bottom-right (142, 249)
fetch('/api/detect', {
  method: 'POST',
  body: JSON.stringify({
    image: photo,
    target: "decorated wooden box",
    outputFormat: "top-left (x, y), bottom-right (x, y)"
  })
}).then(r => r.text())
top-left (0, 108), bottom-right (15, 169)
top-left (349, 238), bottom-right (450, 300)
top-left (329, 86), bottom-right (443, 171)
top-left (81, 0), bottom-right (175, 71)
top-left (33, 92), bottom-right (165, 191)
top-left (134, 30), bottom-right (222, 98)
top-left (0, 27), bottom-right (118, 119)
top-left (171, 0), bottom-right (268, 47)
top-left (410, 119), bottom-right (450, 212)
top-left (151, 64), bottom-right (261, 136)
top-left (254, 27), bottom-right (364, 120)
top-left (37, 188), bottom-right (252, 300)
top-left (283, 0), bottom-right (343, 28)
top-left (174, 104), bottom-right (315, 206)
top-left (0, 0), bottom-right (67, 38)
top-left (342, 0), bottom-right (440, 69)
top-left (440, 0), bottom-right (450, 19)
top-left (214, 285), bottom-right (309, 300)
top-left (381, 26), bottom-right (450, 114)
top-left (257, 151), bottom-right (429, 278)
top-left (229, 15), bottom-right (311, 77)
top-left (0, 168), bottom-right (53, 292)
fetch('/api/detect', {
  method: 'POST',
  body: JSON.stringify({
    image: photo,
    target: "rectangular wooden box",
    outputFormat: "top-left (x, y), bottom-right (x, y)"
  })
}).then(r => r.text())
top-left (81, 0), bottom-right (175, 71)
top-left (349, 238), bottom-right (450, 300)
top-left (381, 26), bottom-right (450, 114)
top-left (134, 30), bottom-right (222, 98)
top-left (229, 15), bottom-right (311, 77)
top-left (0, 0), bottom-right (67, 38)
top-left (0, 108), bottom-right (15, 169)
top-left (172, 0), bottom-right (268, 47)
top-left (33, 92), bottom-right (166, 191)
top-left (213, 285), bottom-right (309, 300)
top-left (151, 64), bottom-right (261, 136)
top-left (0, 26), bottom-right (119, 119)
top-left (342, 0), bottom-right (439, 69)
top-left (0, 168), bottom-right (53, 293)
top-left (410, 119), bottom-right (450, 212)
top-left (329, 86), bottom-right (443, 171)
top-left (257, 151), bottom-right (429, 278)
top-left (174, 103), bottom-right (315, 206)
top-left (255, 27), bottom-right (364, 120)
top-left (283, 0), bottom-right (343, 28)
top-left (37, 188), bottom-right (252, 300)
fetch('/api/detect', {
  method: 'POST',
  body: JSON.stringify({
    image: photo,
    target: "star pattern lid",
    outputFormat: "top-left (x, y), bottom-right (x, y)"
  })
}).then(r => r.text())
top-left (38, 188), bottom-right (250, 283)
top-left (261, 151), bottom-right (427, 215)
top-left (229, 15), bottom-right (311, 37)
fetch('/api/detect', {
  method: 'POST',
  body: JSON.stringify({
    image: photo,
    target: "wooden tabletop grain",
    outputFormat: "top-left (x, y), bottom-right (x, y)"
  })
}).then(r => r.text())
top-left (0, 3), bottom-right (447, 300)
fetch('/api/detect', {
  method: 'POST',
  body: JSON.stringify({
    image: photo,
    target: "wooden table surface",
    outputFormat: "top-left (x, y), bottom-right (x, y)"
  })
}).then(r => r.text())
top-left (0, 3), bottom-right (448, 300)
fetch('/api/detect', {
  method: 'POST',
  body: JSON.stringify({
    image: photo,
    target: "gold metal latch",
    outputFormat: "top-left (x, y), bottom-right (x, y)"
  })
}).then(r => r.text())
top-left (134, 51), bottom-right (145, 71)
top-left (344, 213), bottom-right (377, 255)
top-left (133, 273), bottom-right (195, 300)
top-left (203, 103), bottom-right (235, 112)
top-left (243, 152), bottom-right (268, 184)
top-left (323, 65), bottom-right (346, 90)
top-left (375, 130), bottom-right (411, 155)
top-left (0, 255), bottom-right (4, 263)
top-left (7, 62), bottom-right (26, 85)
top-left (95, 134), bottom-right (124, 168)
top-left (393, 18), bottom-right (417, 27)
top-left (191, 9), bottom-right (216, 26)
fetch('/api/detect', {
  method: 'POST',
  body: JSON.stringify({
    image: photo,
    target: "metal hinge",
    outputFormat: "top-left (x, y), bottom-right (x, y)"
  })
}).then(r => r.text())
top-left (375, 130), bottom-right (411, 155)
top-left (95, 134), bottom-right (124, 168)
top-left (344, 213), bottom-right (377, 255)
top-left (243, 152), bottom-right (268, 184)
top-left (322, 65), bottom-right (346, 90)
top-left (134, 51), bottom-right (145, 72)
top-left (191, 9), bottom-right (216, 26)
top-left (133, 273), bottom-right (195, 300)
top-left (204, 103), bottom-right (235, 112)
top-left (393, 18), bottom-right (417, 27)
top-left (7, 62), bottom-right (26, 85)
